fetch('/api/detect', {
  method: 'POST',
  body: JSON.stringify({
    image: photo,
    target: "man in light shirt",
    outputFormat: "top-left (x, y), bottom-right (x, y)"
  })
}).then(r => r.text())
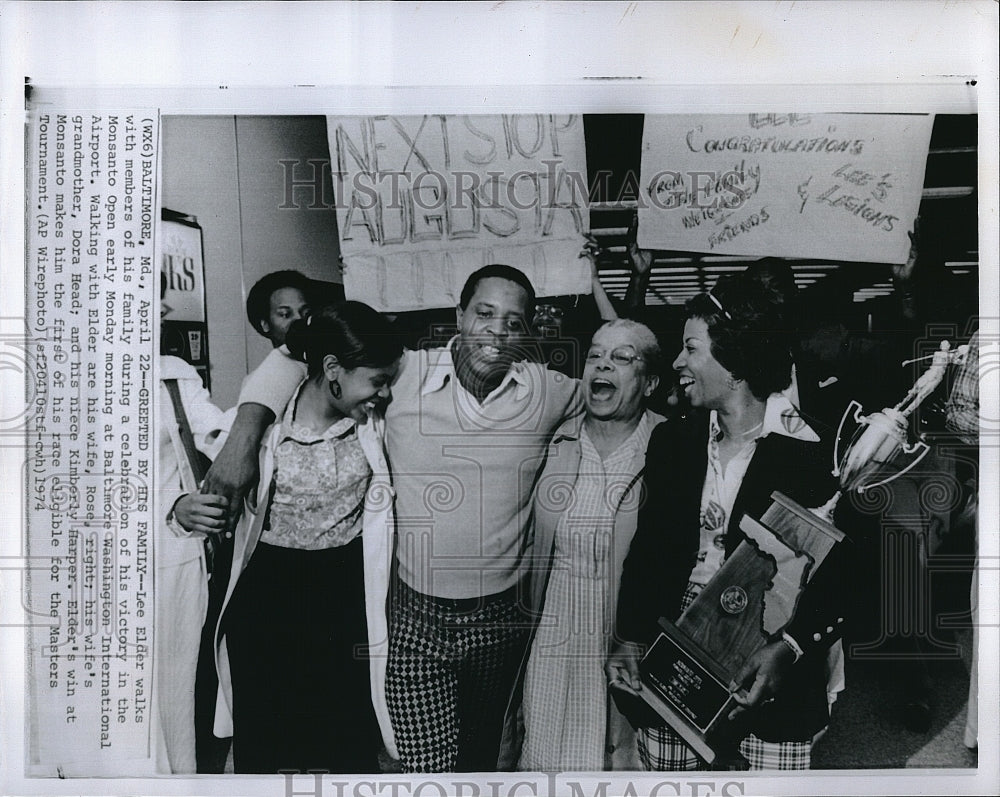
top-left (204, 265), bottom-right (581, 772)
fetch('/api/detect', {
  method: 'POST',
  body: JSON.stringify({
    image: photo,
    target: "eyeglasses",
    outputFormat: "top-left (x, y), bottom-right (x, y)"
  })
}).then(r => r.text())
top-left (534, 304), bottom-right (565, 320)
top-left (585, 347), bottom-right (644, 366)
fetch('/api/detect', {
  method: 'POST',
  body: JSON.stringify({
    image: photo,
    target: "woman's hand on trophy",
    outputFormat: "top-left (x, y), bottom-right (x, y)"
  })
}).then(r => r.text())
top-left (726, 639), bottom-right (796, 720)
top-left (606, 640), bottom-right (646, 692)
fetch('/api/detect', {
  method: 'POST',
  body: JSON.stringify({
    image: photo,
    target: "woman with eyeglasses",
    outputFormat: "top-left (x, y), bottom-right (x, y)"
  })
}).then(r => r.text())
top-left (517, 319), bottom-right (665, 771)
top-left (606, 274), bottom-right (846, 771)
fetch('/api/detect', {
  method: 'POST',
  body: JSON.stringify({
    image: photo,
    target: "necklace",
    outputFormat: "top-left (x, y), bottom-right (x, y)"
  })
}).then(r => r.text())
top-left (719, 419), bottom-right (764, 442)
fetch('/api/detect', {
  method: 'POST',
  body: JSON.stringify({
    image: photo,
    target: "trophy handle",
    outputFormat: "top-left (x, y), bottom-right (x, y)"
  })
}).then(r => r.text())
top-left (858, 439), bottom-right (930, 493)
top-left (833, 400), bottom-right (865, 478)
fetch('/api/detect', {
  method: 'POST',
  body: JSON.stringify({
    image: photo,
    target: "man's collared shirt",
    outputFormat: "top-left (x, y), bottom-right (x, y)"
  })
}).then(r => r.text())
top-left (946, 331), bottom-right (979, 445)
top-left (386, 339), bottom-right (581, 598)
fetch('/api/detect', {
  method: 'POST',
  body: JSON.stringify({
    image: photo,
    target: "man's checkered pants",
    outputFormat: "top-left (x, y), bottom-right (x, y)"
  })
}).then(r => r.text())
top-left (385, 579), bottom-right (530, 773)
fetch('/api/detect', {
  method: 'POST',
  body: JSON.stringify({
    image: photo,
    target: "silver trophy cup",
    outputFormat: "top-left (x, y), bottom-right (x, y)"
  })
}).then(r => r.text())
top-left (815, 340), bottom-right (966, 520)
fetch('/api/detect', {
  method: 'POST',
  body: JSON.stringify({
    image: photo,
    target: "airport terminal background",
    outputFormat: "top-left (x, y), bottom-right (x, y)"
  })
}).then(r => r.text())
top-left (155, 112), bottom-right (981, 768)
top-left (160, 114), bottom-right (978, 408)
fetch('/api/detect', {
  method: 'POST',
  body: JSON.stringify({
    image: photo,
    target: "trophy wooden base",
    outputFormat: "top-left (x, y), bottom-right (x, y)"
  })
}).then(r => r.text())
top-left (631, 491), bottom-right (844, 764)
top-left (637, 619), bottom-right (738, 765)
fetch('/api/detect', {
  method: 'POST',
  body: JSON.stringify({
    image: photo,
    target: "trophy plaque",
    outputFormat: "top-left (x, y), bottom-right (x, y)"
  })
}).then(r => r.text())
top-left (635, 492), bottom-right (843, 763)
top-left (627, 341), bottom-right (964, 764)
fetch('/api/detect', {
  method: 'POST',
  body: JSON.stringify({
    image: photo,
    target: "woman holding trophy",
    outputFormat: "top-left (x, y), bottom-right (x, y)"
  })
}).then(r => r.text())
top-left (607, 274), bottom-right (847, 770)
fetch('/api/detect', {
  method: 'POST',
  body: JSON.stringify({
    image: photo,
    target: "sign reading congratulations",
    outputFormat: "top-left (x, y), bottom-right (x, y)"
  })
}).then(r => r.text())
top-left (637, 113), bottom-right (934, 263)
top-left (328, 114), bottom-right (591, 311)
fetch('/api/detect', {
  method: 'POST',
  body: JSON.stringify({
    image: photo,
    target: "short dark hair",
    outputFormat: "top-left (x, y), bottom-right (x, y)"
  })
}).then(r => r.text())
top-left (686, 273), bottom-right (792, 400)
top-left (284, 301), bottom-right (402, 377)
top-left (246, 270), bottom-right (314, 335)
top-left (459, 264), bottom-right (535, 312)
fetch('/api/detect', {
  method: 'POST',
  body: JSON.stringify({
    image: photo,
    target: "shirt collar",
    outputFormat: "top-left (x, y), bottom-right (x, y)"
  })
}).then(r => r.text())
top-left (555, 409), bottom-right (653, 452)
top-left (159, 354), bottom-right (199, 380)
top-left (281, 379), bottom-right (357, 443)
top-left (763, 392), bottom-right (820, 441)
top-left (607, 411), bottom-right (653, 460)
top-left (420, 336), bottom-right (531, 402)
top-left (628, 411), bottom-right (653, 451)
top-left (710, 392), bottom-right (819, 444)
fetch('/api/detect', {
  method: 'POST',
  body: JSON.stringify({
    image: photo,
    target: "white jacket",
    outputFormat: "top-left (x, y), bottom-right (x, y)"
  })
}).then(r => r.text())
top-left (213, 396), bottom-right (397, 758)
top-left (158, 355), bottom-right (229, 566)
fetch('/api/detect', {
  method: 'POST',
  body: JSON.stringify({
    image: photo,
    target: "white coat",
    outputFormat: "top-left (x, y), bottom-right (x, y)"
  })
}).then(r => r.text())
top-left (213, 397), bottom-right (398, 759)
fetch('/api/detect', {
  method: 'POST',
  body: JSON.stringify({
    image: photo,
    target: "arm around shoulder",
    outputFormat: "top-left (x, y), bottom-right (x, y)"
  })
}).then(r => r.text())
top-left (203, 345), bottom-right (304, 526)
top-left (239, 345), bottom-right (306, 417)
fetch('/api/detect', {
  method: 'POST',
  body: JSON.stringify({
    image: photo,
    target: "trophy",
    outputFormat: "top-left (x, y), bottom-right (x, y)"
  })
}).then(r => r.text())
top-left (815, 339), bottom-right (968, 519)
top-left (623, 341), bottom-right (965, 765)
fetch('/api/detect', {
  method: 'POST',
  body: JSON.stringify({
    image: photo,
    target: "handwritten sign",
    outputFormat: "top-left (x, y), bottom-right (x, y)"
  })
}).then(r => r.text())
top-left (637, 113), bottom-right (934, 263)
top-left (327, 114), bottom-right (590, 311)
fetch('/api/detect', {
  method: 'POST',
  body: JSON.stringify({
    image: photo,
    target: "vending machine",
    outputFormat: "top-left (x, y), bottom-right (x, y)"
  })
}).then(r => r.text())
top-left (160, 208), bottom-right (210, 388)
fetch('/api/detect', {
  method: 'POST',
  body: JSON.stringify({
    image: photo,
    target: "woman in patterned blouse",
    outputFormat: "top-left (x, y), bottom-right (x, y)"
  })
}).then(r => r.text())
top-left (214, 302), bottom-right (402, 774)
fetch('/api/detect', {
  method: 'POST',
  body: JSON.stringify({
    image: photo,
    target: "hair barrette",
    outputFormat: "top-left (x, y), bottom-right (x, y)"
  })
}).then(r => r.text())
top-left (708, 292), bottom-right (733, 321)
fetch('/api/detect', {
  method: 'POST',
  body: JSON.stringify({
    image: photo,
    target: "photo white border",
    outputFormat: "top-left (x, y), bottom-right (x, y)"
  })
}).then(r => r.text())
top-left (3, 2), bottom-right (998, 795)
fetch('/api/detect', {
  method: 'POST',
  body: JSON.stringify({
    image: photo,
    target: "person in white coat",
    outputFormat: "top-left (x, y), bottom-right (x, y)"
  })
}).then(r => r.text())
top-left (157, 354), bottom-right (228, 773)
top-left (213, 301), bottom-right (402, 774)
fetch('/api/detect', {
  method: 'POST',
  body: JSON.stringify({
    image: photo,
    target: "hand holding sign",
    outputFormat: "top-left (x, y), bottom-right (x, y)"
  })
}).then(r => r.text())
top-left (626, 212), bottom-right (655, 276)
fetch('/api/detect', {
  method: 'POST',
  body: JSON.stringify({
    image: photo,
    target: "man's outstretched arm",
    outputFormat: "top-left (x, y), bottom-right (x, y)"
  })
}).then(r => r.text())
top-left (201, 402), bottom-right (275, 532)
top-left (201, 346), bottom-right (306, 530)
